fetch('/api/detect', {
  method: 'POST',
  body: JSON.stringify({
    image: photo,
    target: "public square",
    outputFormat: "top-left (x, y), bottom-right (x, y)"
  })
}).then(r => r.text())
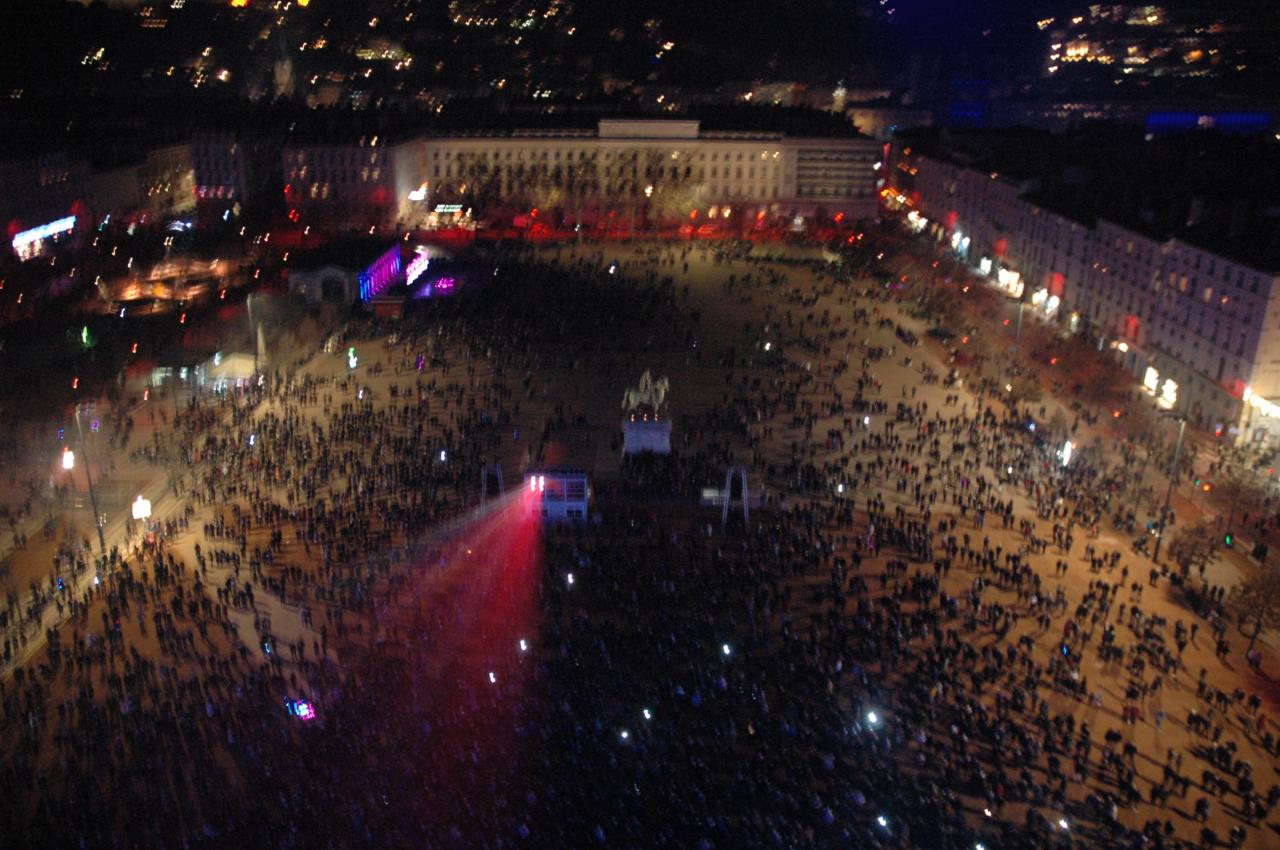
top-left (0, 235), bottom-right (1276, 850)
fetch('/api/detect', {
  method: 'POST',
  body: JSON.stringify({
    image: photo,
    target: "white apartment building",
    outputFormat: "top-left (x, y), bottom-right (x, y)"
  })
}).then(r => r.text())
top-left (89, 143), bottom-right (196, 226)
top-left (899, 144), bottom-right (1280, 443)
top-left (277, 120), bottom-right (877, 233)
top-left (413, 119), bottom-right (879, 228)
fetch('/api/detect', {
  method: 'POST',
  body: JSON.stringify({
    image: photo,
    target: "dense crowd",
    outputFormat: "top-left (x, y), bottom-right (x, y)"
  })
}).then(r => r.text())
top-left (0, 239), bottom-right (1273, 850)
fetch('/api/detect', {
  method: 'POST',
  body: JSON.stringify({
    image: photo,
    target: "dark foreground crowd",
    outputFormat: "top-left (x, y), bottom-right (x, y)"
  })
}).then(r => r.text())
top-left (0, 240), bottom-right (1274, 850)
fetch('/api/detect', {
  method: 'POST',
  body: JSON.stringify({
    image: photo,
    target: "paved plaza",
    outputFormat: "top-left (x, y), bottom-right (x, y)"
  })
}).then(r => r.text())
top-left (0, 237), bottom-right (1276, 849)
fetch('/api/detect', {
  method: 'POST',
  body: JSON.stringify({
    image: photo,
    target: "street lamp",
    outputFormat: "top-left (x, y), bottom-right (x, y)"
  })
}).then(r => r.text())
top-left (1152, 411), bottom-right (1188, 563)
top-left (246, 292), bottom-right (260, 375)
top-left (69, 406), bottom-right (107, 553)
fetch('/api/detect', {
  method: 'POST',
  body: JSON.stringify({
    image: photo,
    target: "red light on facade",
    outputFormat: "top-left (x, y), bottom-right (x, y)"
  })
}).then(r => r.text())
top-left (179, 313), bottom-right (187, 324)
top-left (131, 342), bottom-right (138, 354)
top-left (71, 377), bottom-right (79, 390)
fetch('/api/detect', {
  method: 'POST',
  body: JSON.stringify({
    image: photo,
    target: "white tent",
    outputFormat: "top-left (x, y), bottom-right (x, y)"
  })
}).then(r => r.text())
top-left (196, 351), bottom-right (256, 389)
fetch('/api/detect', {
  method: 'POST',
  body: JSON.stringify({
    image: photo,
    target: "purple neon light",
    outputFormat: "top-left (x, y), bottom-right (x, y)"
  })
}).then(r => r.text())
top-left (360, 246), bottom-right (403, 301)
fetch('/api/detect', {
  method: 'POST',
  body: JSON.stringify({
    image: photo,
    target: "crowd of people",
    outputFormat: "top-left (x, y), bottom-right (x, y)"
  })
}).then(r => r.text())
top-left (0, 236), bottom-right (1274, 850)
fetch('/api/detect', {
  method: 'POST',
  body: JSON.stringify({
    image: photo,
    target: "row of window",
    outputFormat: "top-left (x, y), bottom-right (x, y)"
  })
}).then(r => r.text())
top-left (431, 164), bottom-right (780, 182)
top-left (431, 148), bottom-right (785, 162)
top-left (288, 167), bottom-right (383, 184)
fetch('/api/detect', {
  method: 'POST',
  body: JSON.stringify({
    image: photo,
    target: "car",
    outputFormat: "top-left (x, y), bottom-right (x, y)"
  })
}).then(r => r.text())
top-left (926, 327), bottom-right (956, 342)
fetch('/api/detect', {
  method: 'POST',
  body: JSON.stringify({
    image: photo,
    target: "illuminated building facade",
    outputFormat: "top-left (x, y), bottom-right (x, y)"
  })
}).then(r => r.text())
top-left (88, 143), bottom-right (197, 226)
top-left (892, 132), bottom-right (1280, 442)
top-left (193, 130), bottom-right (283, 227)
top-left (417, 119), bottom-right (879, 228)
top-left (0, 153), bottom-right (87, 259)
top-left (282, 136), bottom-right (428, 234)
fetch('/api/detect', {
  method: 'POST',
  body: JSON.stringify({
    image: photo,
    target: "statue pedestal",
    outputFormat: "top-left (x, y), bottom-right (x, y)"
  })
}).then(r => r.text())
top-left (622, 417), bottom-right (671, 455)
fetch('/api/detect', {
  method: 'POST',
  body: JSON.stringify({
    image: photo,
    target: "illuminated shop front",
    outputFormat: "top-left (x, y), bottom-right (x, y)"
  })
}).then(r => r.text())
top-left (11, 215), bottom-right (76, 261)
top-left (1029, 287), bottom-right (1060, 317)
top-left (995, 268), bottom-right (1024, 299)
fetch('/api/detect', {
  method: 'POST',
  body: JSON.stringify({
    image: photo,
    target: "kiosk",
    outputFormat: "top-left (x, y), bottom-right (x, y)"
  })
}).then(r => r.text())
top-left (526, 469), bottom-right (590, 524)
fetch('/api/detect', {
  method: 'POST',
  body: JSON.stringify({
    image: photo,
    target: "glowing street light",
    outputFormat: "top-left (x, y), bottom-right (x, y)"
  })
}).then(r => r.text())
top-left (721, 643), bottom-right (732, 656)
top-left (61, 448), bottom-right (75, 470)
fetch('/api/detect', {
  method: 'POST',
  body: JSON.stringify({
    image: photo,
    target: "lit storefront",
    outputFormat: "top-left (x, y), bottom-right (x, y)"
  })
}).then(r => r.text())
top-left (1029, 287), bottom-right (1060, 317)
top-left (1242, 387), bottom-right (1280, 444)
top-left (11, 215), bottom-right (76, 261)
top-left (1143, 366), bottom-right (1160, 395)
top-left (995, 268), bottom-right (1024, 299)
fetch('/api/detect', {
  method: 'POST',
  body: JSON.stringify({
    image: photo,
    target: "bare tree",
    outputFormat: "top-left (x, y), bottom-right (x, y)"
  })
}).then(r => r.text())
top-left (1229, 565), bottom-right (1280, 654)
top-left (1167, 519), bottom-right (1220, 576)
top-left (1008, 374), bottom-right (1043, 406)
top-left (1214, 466), bottom-right (1270, 534)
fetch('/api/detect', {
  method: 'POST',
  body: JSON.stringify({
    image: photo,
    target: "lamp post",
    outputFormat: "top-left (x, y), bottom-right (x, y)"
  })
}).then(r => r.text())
top-left (70, 405), bottom-right (107, 553)
top-left (1013, 298), bottom-right (1026, 352)
top-left (1152, 411), bottom-right (1187, 563)
top-left (246, 292), bottom-right (259, 375)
